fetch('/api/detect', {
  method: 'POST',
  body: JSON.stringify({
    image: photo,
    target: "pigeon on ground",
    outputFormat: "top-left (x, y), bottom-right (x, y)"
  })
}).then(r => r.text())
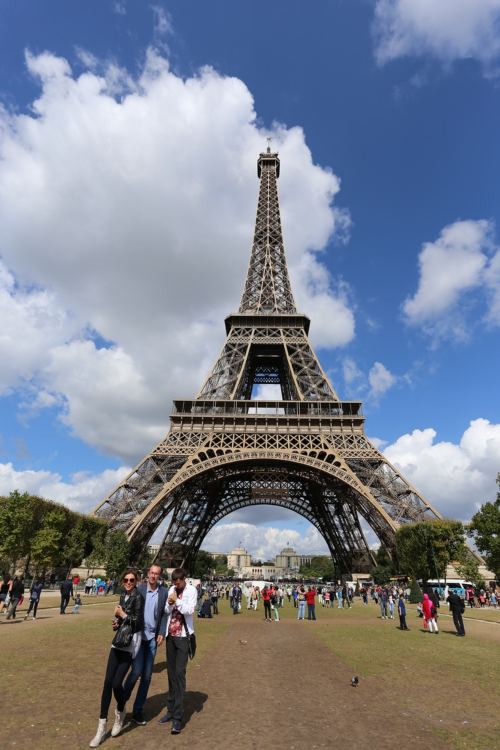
top-left (239, 639), bottom-right (248, 645)
top-left (351, 676), bottom-right (359, 687)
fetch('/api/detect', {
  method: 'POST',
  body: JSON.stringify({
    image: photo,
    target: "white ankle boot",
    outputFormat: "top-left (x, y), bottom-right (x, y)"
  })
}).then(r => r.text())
top-left (111, 708), bottom-right (126, 737)
top-left (89, 718), bottom-right (107, 747)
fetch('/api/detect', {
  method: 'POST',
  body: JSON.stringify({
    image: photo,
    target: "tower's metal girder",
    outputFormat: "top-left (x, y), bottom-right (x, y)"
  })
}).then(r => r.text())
top-left (94, 148), bottom-right (443, 573)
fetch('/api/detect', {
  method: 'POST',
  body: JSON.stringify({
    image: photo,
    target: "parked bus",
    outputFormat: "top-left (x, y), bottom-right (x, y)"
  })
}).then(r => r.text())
top-left (425, 579), bottom-right (473, 599)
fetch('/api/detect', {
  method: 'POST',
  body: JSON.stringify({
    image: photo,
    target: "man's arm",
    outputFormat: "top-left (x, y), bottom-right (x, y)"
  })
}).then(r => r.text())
top-left (174, 586), bottom-right (197, 616)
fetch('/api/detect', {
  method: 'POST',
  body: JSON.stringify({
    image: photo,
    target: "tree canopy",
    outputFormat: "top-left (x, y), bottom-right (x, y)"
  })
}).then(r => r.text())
top-left (468, 473), bottom-right (500, 579)
top-left (299, 555), bottom-right (335, 580)
top-left (0, 491), bottom-right (107, 575)
top-left (395, 519), bottom-right (466, 581)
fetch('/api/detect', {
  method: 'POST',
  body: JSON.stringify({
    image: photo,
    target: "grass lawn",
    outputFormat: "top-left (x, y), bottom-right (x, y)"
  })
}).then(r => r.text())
top-left (310, 601), bottom-right (500, 749)
top-left (2, 595), bottom-right (499, 749)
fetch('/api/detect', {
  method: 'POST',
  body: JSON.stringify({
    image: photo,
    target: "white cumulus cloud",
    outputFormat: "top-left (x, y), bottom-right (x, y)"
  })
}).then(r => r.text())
top-left (368, 361), bottom-right (397, 399)
top-left (373, 0), bottom-right (500, 73)
top-left (203, 520), bottom-right (329, 560)
top-left (0, 463), bottom-right (130, 514)
top-left (403, 219), bottom-right (500, 341)
top-left (384, 418), bottom-right (500, 520)
top-left (0, 49), bottom-right (354, 462)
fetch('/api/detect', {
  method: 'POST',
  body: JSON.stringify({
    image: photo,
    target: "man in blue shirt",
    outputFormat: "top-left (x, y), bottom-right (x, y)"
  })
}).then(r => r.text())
top-left (123, 564), bottom-right (168, 725)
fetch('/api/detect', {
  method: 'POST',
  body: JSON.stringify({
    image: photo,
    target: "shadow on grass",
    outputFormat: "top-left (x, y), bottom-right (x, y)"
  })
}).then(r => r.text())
top-left (122, 690), bottom-right (208, 734)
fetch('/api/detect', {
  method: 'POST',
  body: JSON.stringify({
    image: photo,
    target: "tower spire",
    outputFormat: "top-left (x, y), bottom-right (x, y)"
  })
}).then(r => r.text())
top-left (239, 148), bottom-right (296, 314)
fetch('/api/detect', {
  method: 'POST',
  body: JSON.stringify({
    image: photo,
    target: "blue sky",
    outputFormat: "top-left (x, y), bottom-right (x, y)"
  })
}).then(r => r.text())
top-left (0, 1), bottom-right (499, 560)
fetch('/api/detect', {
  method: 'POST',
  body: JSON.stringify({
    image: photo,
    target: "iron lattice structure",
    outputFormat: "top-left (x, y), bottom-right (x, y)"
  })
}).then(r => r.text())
top-left (94, 148), bottom-right (442, 573)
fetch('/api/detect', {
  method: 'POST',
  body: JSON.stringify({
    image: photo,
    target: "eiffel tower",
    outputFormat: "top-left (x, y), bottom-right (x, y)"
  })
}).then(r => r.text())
top-left (94, 146), bottom-right (441, 574)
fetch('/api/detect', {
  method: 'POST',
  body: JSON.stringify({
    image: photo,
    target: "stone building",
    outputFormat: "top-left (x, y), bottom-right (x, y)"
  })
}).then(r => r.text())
top-left (227, 546), bottom-right (252, 573)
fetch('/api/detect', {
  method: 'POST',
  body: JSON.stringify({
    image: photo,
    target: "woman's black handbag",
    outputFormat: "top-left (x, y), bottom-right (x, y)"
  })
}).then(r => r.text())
top-left (112, 620), bottom-right (133, 648)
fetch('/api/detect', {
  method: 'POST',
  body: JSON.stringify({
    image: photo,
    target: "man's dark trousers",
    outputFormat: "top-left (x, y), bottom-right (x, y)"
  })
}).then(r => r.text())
top-left (452, 611), bottom-right (466, 636)
top-left (166, 636), bottom-right (189, 722)
top-left (60, 594), bottom-right (70, 613)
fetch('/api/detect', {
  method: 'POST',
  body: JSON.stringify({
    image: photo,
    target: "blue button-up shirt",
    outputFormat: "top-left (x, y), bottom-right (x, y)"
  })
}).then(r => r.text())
top-left (143, 586), bottom-right (159, 641)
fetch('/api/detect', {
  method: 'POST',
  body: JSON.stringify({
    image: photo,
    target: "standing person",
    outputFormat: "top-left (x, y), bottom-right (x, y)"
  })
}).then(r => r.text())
top-left (388, 593), bottom-right (395, 620)
top-left (0, 574), bottom-right (11, 614)
top-left (379, 588), bottom-right (388, 620)
top-left (159, 568), bottom-right (197, 735)
top-left (89, 569), bottom-right (144, 747)
top-left (261, 585), bottom-right (272, 622)
top-left (6, 576), bottom-right (24, 620)
top-left (336, 585), bottom-right (343, 609)
top-left (421, 593), bottom-right (439, 634)
top-left (297, 585), bottom-right (306, 620)
top-left (85, 576), bottom-right (94, 596)
top-left (270, 586), bottom-right (280, 622)
top-left (122, 564), bottom-right (167, 726)
top-left (231, 583), bottom-right (242, 615)
top-left (286, 585), bottom-right (292, 604)
top-left (397, 593), bottom-right (409, 630)
top-left (305, 586), bottom-right (316, 621)
top-left (25, 578), bottom-right (43, 620)
top-left (447, 590), bottom-right (466, 636)
top-left (60, 575), bottom-right (74, 614)
top-left (210, 586), bottom-right (219, 615)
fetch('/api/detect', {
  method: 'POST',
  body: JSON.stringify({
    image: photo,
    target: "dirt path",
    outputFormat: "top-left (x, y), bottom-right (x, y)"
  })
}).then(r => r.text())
top-left (99, 615), bottom-right (450, 750)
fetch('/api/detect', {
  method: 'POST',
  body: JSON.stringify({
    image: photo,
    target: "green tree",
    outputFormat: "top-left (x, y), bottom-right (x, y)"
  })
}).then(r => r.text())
top-left (454, 548), bottom-right (481, 585)
top-left (192, 549), bottom-right (216, 578)
top-left (409, 578), bottom-right (422, 603)
top-left (396, 519), bottom-right (466, 581)
top-left (61, 518), bottom-right (89, 574)
top-left (372, 545), bottom-right (394, 585)
top-left (30, 508), bottom-right (68, 570)
top-left (103, 530), bottom-right (131, 578)
top-left (299, 556), bottom-right (335, 580)
top-left (0, 491), bottom-right (40, 571)
top-left (468, 474), bottom-right (500, 578)
top-left (213, 555), bottom-right (228, 575)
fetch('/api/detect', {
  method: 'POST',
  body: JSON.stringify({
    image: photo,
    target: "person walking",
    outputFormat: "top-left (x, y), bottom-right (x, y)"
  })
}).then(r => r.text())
top-left (25, 578), bottom-right (43, 620)
top-left (421, 593), bottom-right (439, 634)
top-left (60, 575), bottom-right (74, 614)
top-left (159, 568), bottom-right (197, 735)
top-left (447, 590), bottom-right (466, 636)
top-left (6, 576), bottom-right (24, 620)
top-left (122, 564), bottom-right (167, 725)
top-left (261, 585), bottom-right (272, 621)
top-left (297, 585), bottom-right (306, 620)
top-left (89, 569), bottom-right (144, 747)
top-left (305, 586), bottom-right (316, 621)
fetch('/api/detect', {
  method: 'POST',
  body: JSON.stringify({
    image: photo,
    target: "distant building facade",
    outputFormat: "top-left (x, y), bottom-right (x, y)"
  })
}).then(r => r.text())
top-left (226, 545), bottom-right (315, 578)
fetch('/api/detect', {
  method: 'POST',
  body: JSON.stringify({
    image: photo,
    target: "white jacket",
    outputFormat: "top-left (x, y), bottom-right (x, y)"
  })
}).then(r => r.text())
top-left (164, 583), bottom-right (197, 636)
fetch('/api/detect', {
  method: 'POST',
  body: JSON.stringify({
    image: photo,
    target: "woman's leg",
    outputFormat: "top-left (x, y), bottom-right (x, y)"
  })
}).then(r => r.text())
top-left (112, 651), bottom-right (132, 711)
top-left (100, 649), bottom-right (121, 719)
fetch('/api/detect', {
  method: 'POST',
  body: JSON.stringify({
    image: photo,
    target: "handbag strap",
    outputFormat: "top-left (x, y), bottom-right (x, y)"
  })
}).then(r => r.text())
top-left (179, 611), bottom-right (190, 638)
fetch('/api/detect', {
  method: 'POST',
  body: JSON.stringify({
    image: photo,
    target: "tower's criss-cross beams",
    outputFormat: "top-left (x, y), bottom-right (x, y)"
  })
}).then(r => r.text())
top-left (94, 147), bottom-right (441, 573)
